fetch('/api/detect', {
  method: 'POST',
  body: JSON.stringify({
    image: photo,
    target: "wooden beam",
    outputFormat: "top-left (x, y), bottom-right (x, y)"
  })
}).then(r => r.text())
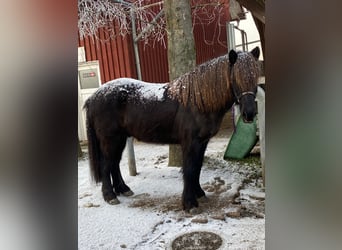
top-left (236, 0), bottom-right (265, 24)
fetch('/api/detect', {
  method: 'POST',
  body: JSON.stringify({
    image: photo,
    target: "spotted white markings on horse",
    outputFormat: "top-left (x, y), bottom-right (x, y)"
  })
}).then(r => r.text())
top-left (137, 82), bottom-right (167, 101)
top-left (94, 78), bottom-right (167, 103)
top-left (232, 52), bottom-right (259, 92)
top-left (235, 52), bottom-right (258, 78)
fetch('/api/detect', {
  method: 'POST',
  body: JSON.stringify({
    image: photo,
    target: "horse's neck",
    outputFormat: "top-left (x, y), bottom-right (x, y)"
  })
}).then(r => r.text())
top-left (166, 58), bottom-right (236, 113)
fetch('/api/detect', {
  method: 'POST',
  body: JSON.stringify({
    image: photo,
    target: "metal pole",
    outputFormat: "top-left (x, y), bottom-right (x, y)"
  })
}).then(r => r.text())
top-left (245, 31), bottom-right (248, 51)
top-left (233, 26), bottom-right (248, 52)
top-left (227, 22), bottom-right (236, 52)
top-left (131, 10), bottom-right (142, 80)
top-left (242, 30), bottom-right (246, 51)
top-left (127, 137), bottom-right (137, 176)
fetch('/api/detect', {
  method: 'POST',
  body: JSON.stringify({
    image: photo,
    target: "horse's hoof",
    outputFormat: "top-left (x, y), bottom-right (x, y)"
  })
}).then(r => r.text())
top-left (197, 196), bottom-right (209, 203)
top-left (108, 198), bottom-right (120, 205)
top-left (122, 190), bottom-right (134, 197)
top-left (189, 207), bottom-right (202, 215)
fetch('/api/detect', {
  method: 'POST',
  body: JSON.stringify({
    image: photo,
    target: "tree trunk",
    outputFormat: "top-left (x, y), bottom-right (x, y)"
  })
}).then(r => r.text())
top-left (164, 0), bottom-right (196, 167)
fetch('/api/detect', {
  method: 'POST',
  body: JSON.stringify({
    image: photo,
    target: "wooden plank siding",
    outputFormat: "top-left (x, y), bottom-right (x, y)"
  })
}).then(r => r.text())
top-left (193, 22), bottom-right (228, 65)
top-left (138, 41), bottom-right (169, 83)
top-left (78, 1), bottom-right (230, 84)
top-left (78, 29), bottom-right (137, 83)
top-left (192, 0), bottom-right (229, 65)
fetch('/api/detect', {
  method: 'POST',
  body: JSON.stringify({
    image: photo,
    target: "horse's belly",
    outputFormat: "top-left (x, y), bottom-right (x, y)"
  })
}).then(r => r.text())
top-left (134, 131), bottom-right (177, 144)
top-left (127, 122), bottom-right (177, 144)
top-left (123, 103), bottom-right (179, 144)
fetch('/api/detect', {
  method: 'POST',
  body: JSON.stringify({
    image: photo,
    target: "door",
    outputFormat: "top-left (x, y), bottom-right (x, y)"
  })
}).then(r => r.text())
top-left (78, 60), bottom-right (101, 141)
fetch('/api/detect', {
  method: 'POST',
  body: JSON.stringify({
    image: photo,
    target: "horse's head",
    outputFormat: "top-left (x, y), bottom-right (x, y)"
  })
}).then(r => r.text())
top-left (229, 47), bottom-right (260, 123)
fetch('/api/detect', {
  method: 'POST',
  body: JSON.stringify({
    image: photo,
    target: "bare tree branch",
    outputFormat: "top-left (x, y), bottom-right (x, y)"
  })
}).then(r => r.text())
top-left (78, 0), bottom-right (229, 47)
top-left (134, 9), bottom-right (164, 42)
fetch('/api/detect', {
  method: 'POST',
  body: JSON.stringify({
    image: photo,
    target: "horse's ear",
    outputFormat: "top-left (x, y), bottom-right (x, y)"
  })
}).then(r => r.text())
top-left (229, 50), bottom-right (238, 65)
top-left (251, 47), bottom-right (260, 60)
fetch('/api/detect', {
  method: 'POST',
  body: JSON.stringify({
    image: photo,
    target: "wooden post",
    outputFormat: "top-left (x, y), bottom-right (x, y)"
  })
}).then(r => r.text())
top-left (78, 136), bottom-right (83, 158)
top-left (256, 86), bottom-right (265, 186)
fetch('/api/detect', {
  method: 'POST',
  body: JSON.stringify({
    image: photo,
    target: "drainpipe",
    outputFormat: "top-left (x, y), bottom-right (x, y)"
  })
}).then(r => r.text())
top-left (125, 9), bottom-right (140, 176)
top-left (131, 10), bottom-right (142, 80)
top-left (128, 9), bottom-right (164, 176)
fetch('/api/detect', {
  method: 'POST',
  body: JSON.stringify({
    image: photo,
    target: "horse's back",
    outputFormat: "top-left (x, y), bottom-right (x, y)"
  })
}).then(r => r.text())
top-left (85, 78), bottom-right (179, 141)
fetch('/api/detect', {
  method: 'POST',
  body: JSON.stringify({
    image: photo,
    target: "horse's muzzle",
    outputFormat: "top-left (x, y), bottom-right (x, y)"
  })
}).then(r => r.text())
top-left (242, 114), bottom-right (255, 123)
top-left (242, 107), bottom-right (256, 123)
top-left (240, 96), bottom-right (257, 123)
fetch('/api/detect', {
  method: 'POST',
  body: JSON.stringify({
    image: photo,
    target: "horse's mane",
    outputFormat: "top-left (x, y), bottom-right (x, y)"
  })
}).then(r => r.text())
top-left (167, 55), bottom-right (232, 113)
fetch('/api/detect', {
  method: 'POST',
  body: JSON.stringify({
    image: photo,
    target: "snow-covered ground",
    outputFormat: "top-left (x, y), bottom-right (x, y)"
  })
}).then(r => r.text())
top-left (78, 135), bottom-right (265, 249)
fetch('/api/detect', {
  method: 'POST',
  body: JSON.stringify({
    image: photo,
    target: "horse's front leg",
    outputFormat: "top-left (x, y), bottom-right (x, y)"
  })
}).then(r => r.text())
top-left (181, 139), bottom-right (208, 211)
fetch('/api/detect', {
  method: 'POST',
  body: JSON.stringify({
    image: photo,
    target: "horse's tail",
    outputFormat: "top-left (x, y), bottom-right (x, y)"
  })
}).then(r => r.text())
top-left (83, 99), bottom-right (102, 183)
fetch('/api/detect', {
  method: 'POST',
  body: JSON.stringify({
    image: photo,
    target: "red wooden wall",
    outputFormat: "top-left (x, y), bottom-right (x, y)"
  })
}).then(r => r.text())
top-left (78, 30), bottom-right (137, 82)
top-left (192, 0), bottom-right (230, 64)
top-left (78, 0), bottom-right (230, 84)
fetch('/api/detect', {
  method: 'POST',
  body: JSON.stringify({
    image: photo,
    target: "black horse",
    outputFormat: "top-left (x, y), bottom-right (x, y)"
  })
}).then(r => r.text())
top-left (84, 47), bottom-right (260, 211)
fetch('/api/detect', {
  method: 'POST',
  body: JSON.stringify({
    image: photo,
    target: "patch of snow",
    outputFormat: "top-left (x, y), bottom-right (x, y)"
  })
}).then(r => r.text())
top-left (78, 136), bottom-right (265, 249)
top-left (96, 78), bottom-right (167, 103)
top-left (137, 83), bottom-right (167, 102)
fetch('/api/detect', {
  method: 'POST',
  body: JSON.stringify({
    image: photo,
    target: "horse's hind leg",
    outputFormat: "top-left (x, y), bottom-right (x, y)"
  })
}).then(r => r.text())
top-left (111, 139), bottom-right (133, 196)
top-left (100, 156), bottom-right (119, 205)
top-left (99, 135), bottom-right (128, 204)
top-left (112, 171), bottom-right (133, 196)
top-left (110, 137), bottom-right (133, 196)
